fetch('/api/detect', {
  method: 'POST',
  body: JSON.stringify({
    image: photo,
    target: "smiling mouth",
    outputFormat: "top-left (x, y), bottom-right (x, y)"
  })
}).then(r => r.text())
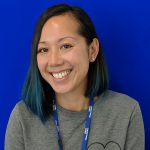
top-left (51, 69), bottom-right (71, 79)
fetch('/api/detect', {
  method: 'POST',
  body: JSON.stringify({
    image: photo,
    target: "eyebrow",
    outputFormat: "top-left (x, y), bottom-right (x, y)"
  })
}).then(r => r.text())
top-left (38, 36), bottom-right (77, 44)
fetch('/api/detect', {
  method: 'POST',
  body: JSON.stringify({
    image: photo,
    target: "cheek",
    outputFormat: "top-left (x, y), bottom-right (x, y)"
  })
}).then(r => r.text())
top-left (37, 55), bottom-right (47, 72)
top-left (74, 50), bottom-right (89, 67)
top-left (77, 50), bottom-right (90, 73)
top-left (67, 50), bottom-right (90, 77)
top-left (67, 47), bottom-right (89, 64)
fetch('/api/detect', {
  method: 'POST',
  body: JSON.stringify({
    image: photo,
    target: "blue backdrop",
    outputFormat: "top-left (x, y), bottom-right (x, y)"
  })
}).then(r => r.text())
top-left (0, 0), bottom-right (149, 149)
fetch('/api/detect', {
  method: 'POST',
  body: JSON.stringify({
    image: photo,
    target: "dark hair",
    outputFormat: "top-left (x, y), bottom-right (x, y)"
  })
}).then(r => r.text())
top-left (22, 3), bottom-right (108, 122)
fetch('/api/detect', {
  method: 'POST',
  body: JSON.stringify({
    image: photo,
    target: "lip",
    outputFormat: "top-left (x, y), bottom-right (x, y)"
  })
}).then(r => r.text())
top-left (49, 69), bottom-right (72, 74)
top-left (49, 69), bottom-right (72, 82)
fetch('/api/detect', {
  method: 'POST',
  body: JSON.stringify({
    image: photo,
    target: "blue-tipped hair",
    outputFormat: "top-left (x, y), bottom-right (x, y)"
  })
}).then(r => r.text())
top-left (22, 3), bottom-right (108, 123)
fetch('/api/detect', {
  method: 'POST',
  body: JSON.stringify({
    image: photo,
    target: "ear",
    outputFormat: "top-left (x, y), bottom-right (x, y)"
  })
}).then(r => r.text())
top-left (88, 38), bottom-right (99, 62)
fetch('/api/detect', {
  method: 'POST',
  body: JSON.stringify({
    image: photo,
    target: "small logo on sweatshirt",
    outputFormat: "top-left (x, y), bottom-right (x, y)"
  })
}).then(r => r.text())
top-left (88, 141), bottom-right (121, 150)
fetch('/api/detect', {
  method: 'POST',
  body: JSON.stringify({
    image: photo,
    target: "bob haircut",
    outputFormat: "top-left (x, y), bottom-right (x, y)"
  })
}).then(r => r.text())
top-left (22, 3), bottom-right (108, 122)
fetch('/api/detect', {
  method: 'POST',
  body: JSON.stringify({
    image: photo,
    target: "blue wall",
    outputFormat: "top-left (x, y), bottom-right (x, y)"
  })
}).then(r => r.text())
top-left (0, 0), bottom-right (149, 149)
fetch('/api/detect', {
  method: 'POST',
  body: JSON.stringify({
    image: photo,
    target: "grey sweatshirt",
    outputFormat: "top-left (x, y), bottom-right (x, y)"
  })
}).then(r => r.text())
top-left (5, 90), bottom-right (145, 150)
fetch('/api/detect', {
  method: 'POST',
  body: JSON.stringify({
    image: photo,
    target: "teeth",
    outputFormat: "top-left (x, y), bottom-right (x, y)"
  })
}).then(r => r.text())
top-left (52, 70), bottom-right (70, 79)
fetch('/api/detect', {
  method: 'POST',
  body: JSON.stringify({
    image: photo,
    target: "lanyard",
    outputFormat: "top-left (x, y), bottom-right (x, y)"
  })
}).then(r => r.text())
top-left (53, 98), bottom-right (94, 150)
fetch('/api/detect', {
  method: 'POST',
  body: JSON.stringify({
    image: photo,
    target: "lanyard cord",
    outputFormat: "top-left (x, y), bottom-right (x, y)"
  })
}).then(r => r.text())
top-left (53, 98), bottom-right (94, 150)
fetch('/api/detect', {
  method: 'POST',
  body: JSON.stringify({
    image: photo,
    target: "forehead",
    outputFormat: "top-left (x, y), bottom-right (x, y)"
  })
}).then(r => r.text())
top-left (40, 14), bottom-right (81, 38)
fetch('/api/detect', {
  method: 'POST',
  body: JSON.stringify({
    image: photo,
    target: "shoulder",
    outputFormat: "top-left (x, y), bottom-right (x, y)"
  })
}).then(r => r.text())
top-left (9, 100), bottom-right (37, 122)
top-left (94, 90), bottom-right (141, 117)
top-left (98, 90), bottom-right (139, 106)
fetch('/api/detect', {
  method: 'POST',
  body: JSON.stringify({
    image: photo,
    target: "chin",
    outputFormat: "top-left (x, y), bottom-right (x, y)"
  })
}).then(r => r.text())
top-left (53, 88), bottom-right (71, 95)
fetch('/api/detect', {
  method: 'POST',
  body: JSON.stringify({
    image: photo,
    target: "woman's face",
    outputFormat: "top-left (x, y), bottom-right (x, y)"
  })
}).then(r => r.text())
top-left (37, 14), bottom-right (96, 96)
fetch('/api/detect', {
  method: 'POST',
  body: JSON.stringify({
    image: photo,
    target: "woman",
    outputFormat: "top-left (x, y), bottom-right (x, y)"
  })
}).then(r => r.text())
top-left (5, 3), bottom-right (145, 150)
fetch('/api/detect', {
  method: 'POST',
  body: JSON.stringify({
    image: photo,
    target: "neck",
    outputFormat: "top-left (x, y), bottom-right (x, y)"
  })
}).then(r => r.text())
top-left (55, 93), bottom-right (89, 112)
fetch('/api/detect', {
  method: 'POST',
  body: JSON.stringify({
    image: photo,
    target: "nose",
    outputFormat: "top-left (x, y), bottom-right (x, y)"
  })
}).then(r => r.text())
top-left (47, 48), bottom-right (64, 67)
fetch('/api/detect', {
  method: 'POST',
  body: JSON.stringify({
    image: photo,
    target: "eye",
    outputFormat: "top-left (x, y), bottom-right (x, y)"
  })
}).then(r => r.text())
top-left (37, 48), bottom-right (48, 53)
top-left (60, 44), bottom-right (73, 50)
